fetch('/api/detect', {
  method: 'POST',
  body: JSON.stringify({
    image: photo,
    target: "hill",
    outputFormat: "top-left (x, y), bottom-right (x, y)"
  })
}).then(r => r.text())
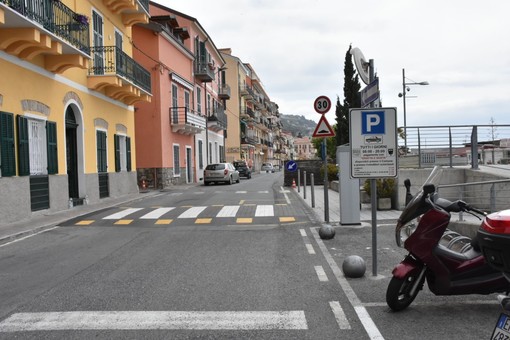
top-left (280, 114), bottom-right (317, 137)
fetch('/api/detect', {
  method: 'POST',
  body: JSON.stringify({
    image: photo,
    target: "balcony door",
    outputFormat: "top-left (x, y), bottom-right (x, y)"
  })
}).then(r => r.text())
top-left (92, 11), bottom-right (104, 75)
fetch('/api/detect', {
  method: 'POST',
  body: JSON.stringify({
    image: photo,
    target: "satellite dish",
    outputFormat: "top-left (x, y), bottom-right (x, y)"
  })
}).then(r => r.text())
top-left (351, 47), bottom-right (370, 85)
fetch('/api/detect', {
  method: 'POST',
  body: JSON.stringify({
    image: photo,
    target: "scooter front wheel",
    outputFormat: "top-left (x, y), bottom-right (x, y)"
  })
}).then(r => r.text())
top-left (386, 272), bottom-right (425, 311)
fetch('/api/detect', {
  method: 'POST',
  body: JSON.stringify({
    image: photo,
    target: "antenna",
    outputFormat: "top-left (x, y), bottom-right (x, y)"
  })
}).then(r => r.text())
top-left (350, 47), bottom-right (370, 85)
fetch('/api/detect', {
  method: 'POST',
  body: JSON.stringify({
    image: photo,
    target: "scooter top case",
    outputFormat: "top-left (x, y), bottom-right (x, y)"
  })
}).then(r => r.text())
top-left (478, 209), bottom-right (510, 274)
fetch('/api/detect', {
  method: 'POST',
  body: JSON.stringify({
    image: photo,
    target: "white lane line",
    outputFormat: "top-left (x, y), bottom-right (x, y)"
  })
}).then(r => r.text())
top-left (0, 226), bottom-right (59, 249)
top-left (255, 205), bottom-right (274, 217)
top-left (280, 186), bottom-right (291, 204)
top-left (311, 228), bottom-right (384, 339)
top-left (178, 207), bottom-right (207, 218)
top-left (0, 311), bottom-right (308, 331)
top-left (329, 301), bottom-right (351, 329)
top-left (236, 191), bottom-right (247, 194)
top-left (305, 244), bottom-right (316, 255)
top-left (103, 208), bottom-right (143, 220)
top-left (217, 205), bottom-right (240, 217)
top-left (258, 191), bottom-right (269, 194)
top-left (300, 229), bottom-right (307, 237)
top-left (140, 207), bottom-right (175, 219)
top-left (314, 266), bottom-right (328, 282)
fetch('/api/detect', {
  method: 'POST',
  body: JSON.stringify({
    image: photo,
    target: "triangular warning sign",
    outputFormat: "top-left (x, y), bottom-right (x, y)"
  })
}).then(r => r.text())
top-left (312, 115), bottom-right (335, 137)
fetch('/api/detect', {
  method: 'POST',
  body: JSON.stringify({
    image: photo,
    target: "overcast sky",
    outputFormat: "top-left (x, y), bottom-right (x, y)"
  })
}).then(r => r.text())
top-left (153, 1), bottom-right (509, 128)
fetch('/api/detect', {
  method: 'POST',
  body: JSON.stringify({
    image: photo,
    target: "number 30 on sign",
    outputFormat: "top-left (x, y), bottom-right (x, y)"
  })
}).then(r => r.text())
top-left (314, 96), bottom-right (331, 114)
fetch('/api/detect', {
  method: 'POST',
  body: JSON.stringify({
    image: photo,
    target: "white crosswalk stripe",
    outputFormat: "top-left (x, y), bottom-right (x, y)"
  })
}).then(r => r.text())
top-left (140, 207), bottom-right (175, 219)
top-left (216, 205), bottom-right (240, 217)
top-left (255, 205), bottom-right (274, 217)
top-left (103, 208), bottom-right (143, 220)
top-left (178, 206), bottom-right (207, 218)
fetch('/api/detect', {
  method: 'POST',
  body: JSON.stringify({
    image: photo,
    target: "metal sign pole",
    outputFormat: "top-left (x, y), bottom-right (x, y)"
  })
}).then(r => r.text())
top-left (323, 138), bottom-right (329, 223)
top-left (368, 58), bottom-right (378, 277)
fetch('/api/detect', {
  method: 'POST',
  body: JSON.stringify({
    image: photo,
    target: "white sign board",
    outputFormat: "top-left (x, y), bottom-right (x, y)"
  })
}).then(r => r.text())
top-left (349, 107), bottom-right (398, 178)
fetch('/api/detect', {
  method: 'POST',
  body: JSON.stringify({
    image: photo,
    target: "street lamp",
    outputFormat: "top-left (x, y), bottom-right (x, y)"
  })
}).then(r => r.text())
top-left (398, 68), bottom-right (429, 153)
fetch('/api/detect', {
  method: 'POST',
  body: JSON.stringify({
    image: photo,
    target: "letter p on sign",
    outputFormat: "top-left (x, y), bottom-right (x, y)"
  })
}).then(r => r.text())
top-left (362, 111), bottom-right (385, 134)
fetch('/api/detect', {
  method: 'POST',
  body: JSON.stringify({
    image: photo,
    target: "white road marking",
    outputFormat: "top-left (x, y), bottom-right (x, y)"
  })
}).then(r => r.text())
top-left (258, 190), bottom-right (269, 194)
top-left (139, 207), bottom-right (175, 219)
top-left (305, 244), bottom-right (315, 255)
top-left (300, 229), bottom-right (307, 237)
top-left (178, 206), bottom-right (207, 218)
top-left (0, 311), bottom-right (308, 331)
top-left (255, 205), bottom-right (274, 217)
top-left (216, 205), bottom-right (240, 217)
top-left (236, 191), bottom-right (247, 194)
top-left (311, 228), bottom-right (384, 339)
top-left (0, 227), bottom-right (59, 249)
top-left (314, 266), bottom-right (328, 281)
top-left (329, 301), bottom-right (351, 329)
top-left (280, 186), bottom-right (291, 204)
top-left (103, 208), bottom-right (143, 220)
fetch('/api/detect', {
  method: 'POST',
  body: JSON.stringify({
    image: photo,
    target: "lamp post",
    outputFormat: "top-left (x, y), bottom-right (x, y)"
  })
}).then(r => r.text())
top-left (398, 68), bottom-right (429, 153)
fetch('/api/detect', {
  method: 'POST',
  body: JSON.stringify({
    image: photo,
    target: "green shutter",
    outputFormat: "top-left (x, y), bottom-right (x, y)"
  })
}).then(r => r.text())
top-left (126, 136), bottom-right (131, 172)
top-left (114, 134), bottom-right (120, 172)
top-left (0, 111), bottom-right (16, 177)
top-left (97, 131), bottom-right (107, 173)
top-left (46, 121), bottom-right (58, 174)
top-left (17, 115), bottom-right (29, 176)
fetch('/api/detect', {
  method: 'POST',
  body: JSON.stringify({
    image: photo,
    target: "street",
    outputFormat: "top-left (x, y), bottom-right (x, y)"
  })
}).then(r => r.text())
top-left (0, 171), bottom-right (502, 339)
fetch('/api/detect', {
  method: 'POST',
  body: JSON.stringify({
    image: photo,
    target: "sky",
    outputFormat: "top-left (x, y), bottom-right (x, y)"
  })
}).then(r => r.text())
top-left (152, 0), bottom-right (510, 129)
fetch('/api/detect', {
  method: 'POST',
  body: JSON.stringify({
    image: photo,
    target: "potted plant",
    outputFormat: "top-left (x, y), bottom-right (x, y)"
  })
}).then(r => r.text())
top-left (363, 178), bottom-right (396, 210)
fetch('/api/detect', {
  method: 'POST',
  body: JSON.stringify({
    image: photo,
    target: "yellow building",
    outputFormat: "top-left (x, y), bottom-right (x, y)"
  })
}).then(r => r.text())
top-left (0, 0), bottom-right (151, 224)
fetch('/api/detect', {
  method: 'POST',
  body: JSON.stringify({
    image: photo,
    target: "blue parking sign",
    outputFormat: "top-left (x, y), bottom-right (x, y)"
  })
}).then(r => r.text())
top-left (362, 111), bottom-right (385, 135)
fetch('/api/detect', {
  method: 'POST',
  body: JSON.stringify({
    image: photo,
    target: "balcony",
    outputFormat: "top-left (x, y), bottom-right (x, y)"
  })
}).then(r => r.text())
top-left (218, 84), bottom-right (230, 100)
top-left (88, 46), bottom-right (151, 105)
top-left (0, 0), bottom-right (90, 73)
top-left (194, 60), bottom-right (215, 82)
top-left (170, 107), bottom-right (206, 135)
top-left (240, 85), bottom-right (254, 100)
top-left (208, 106), bottom-right (227, 132)
top-left (101, 0), bottom-right (149, 26)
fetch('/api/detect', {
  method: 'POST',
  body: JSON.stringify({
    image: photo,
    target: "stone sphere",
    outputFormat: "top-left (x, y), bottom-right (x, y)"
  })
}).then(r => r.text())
top-left (318, 224), bottom-right (335, 240)
top-left (342, 255), bottom-right (366, 278)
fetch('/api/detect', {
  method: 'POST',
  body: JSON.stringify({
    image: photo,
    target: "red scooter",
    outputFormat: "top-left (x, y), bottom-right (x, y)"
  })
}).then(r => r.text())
top-left (386, 166), bottom-right (509, 311)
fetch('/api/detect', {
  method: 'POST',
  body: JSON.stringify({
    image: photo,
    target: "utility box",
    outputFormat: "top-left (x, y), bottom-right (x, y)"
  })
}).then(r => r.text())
top-left (337, 145), bottom-right (361, 225)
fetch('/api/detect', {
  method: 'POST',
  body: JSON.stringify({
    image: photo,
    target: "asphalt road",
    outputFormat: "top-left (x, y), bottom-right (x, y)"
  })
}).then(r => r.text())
top-left (0, 172), bottom-right (504, 339)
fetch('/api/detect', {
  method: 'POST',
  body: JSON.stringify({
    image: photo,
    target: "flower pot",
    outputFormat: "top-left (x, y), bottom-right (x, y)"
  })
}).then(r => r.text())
top-left (377, 197), bottom-right (392, 210)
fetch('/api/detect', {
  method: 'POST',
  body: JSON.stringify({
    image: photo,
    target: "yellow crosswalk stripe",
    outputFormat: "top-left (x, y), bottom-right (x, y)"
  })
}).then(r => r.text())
top-left (236, 218), bottom-right (253, 224)
top-left (114, 220), bottom-right (133, 225)
top-left (75, 220), bottom-right (94, 226)
top-left (195, 218), bottom-right (212, 224)
top-left (155, 219), bottom-right (173, 225)
top-left (279, 217), bottom-right (295, 223)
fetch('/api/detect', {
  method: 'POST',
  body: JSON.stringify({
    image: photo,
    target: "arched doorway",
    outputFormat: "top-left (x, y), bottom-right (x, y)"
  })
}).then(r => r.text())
top-left (65, 107), bottom-right (79, 201)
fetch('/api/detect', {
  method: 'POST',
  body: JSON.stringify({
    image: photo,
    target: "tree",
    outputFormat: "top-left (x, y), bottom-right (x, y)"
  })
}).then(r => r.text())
top-left (335, 45), bottom-right (361, 146)
top-left (312, 134), bottom-right (337, 161)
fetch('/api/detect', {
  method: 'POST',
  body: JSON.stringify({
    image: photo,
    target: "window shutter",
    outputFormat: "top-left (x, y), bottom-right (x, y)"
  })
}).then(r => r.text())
top-left (46, 121), bottom-right (58, 174)
top-left (97, 131), bottom-right (107, 173)
top-left (0, 111), bottom-right (16, 177)
top-left (126, 136), bottom-right (131, 172)
top-left (17, 115), bottom-right (30, 176)
top-left (114, 134), bottom-right (120, 172)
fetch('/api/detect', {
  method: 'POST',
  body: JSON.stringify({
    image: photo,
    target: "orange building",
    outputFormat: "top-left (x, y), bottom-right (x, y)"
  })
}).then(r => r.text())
top-left (133, 3), bottom-right (228, 188)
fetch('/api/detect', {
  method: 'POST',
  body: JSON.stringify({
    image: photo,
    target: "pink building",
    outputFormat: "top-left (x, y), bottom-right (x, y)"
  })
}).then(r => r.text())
top-left (133, 3), bottom-right (228, 188)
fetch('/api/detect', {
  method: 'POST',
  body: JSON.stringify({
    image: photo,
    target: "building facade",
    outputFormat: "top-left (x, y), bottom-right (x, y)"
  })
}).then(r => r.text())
top-left (0, 0), bottom-right (151, 224)
top-left (133, 3), bottom-right (228, 188)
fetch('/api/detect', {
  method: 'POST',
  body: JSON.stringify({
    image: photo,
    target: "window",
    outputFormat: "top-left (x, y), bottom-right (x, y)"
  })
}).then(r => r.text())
top-left (114, 134), bottom-right (131, 172)
top-left (185, 90), bottom-right (190, 114)
top-left (173, 144), bottom-right (180, 176)
top-left (208, 142), bottom-right (212, 164)
top-left (198, 139), bottom-right (203, 170)
top-left (17, 115), bottom-right (56, 176)
top-left (196, 87), bottom-right (202, 114)
top-left (172, 84), bottom-right (178, 123)
top-left (97, 130), bottom-right (107, 173)
top-left (0, 112), bottom-right (15, 177)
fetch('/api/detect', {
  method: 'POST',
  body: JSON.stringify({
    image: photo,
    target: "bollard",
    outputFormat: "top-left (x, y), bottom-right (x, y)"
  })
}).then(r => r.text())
top-left (303, 171), bottom-right (307, 200)
top-left (311, 173), bottom-right (315, 208)
top-left (297, 169), bottom-right (301, 193)
top-left (342, 255), bottom-right (366, 278)
top-left (319, 224), bottom-right (335, 240)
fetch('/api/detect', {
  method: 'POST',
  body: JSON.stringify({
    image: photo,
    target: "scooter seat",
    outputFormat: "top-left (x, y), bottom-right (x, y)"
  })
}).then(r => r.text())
top-left (435, 243), bottom-right (481, 262)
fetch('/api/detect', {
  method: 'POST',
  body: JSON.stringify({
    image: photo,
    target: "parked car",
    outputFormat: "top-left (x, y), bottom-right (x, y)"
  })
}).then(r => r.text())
top-left (233, 161), bottom-right (252, 179)
top-left (261, 163), bottom-right (275, 173)
top-left (204, 163), bottom-right (240, 185)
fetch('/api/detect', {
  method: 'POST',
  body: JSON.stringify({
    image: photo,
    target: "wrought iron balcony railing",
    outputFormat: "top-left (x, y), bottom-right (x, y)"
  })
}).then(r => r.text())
top-left (89, 46), bottom-right (151, 94)
top-left (170, 107), bottom-right (206, 135)
top-left (0, 0), bottom-right (90, 54)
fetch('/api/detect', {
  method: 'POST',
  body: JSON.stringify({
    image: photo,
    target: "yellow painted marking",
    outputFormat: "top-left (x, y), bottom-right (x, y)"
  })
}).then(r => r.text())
top-left (195, 218), bottom-right (212, 224)
top-left (155, 219), bottom-right (173, 225)
top-left (114, 220), bottom-right (133, 225)
top-left (182, 205), bottom-right (193, 208)
top-left (75, 220), bottom-right (94, 226)
top-left (237, 218), bottom-right (253, 224)
top-left (276, 204), bottom-right (288, 206)
top-left (239, 200), bottom-right (245, 205)
top-left (212, 205), bottom-right (224, 207)
top-left (243, 203), bottom-right (256, 206)
top-left (279, 217), bottom-right (296, 223)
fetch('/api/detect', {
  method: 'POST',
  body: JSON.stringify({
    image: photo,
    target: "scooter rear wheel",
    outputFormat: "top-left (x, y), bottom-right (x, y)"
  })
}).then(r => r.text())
top-left (386, 273), bottom-right (424, 311)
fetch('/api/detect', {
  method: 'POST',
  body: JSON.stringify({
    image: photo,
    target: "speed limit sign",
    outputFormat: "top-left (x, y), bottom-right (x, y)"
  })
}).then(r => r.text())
top-left (314, 96), bottom-right (331, 114)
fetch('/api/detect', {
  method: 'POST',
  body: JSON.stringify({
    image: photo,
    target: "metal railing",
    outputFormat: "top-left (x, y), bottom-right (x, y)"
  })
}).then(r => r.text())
top-left (0, 0), bottom-right (90, 53)
top-left (89, 46), bottom-right (151, 94)
top-left (170, 107), bottom-right (206, 129)
top-left (401, 124), bottom-right (510, 169)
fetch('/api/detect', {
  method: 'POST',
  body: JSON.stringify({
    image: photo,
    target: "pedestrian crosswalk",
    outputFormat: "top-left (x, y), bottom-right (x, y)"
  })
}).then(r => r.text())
top-left (66, 204), bottom-right (301, 227)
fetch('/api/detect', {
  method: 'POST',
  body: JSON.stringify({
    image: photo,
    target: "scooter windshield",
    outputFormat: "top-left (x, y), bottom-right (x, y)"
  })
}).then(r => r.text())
top-left (398, 166), bottom-right (443, 225)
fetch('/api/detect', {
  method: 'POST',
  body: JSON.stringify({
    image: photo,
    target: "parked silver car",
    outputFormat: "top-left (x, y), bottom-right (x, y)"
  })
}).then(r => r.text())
top-left (261, 163), bottom-right (275, 173)
top-left (204, 163), bottom-right (240, 185)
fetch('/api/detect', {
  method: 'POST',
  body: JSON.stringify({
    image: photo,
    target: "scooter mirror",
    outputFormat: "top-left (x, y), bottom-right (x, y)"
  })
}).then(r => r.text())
top-left (423, 184), bottom-right (435, 194)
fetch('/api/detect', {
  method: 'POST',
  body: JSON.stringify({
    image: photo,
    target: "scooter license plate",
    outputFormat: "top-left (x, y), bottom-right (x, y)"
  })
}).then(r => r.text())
top-left (491, 313), bottom-right (510, 340)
